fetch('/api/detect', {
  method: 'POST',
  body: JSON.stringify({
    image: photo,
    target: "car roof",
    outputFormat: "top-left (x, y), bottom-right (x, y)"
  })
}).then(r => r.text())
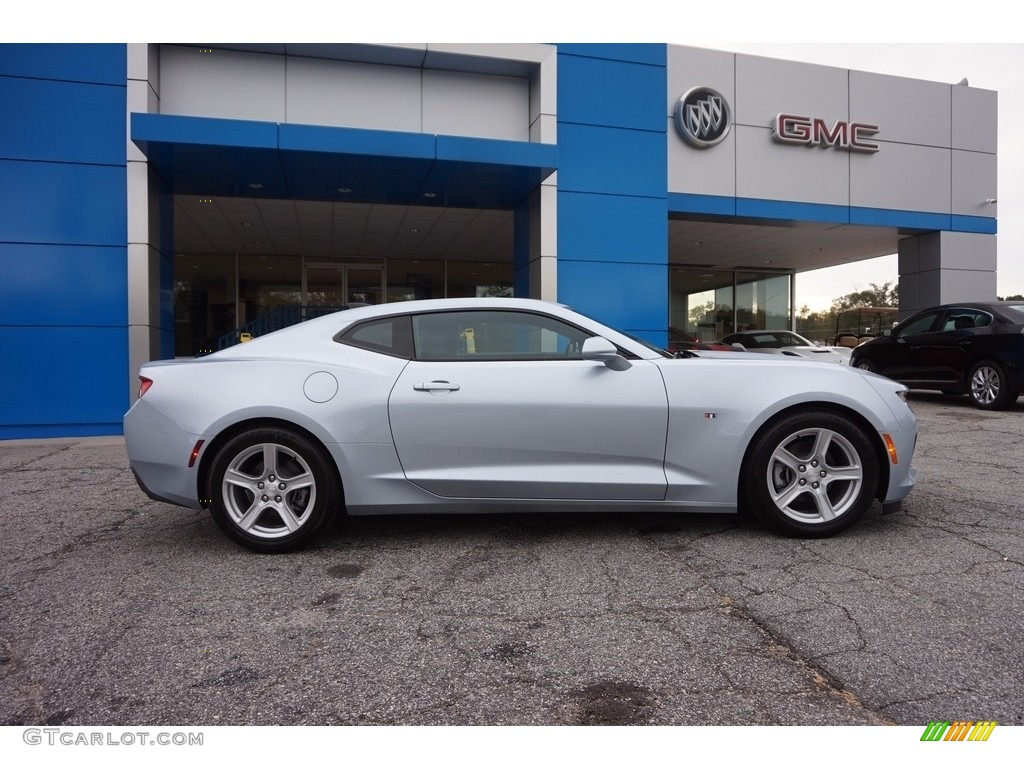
top-left (922, 301), bottom-right (1024, 310)
top-left (728, 330), bottom-right (809, 339)
top-left (210, 298), bottom-right (663, 361)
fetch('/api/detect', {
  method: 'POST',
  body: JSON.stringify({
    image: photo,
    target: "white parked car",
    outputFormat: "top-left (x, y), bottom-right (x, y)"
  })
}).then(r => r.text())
top-left (124, 299), bottom-right (917, 552)
top-left (720, 330), bottom-right (850, 365)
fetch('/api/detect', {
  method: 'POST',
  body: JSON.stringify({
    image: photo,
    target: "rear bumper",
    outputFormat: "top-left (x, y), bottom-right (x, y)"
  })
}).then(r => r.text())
top-left (124, 399), bottom-right (203, 509)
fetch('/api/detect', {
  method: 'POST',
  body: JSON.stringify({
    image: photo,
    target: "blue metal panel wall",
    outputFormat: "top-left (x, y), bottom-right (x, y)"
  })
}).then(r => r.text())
top-left (555, 45), bottom-right (668, 346)
top-left (0, 44), bottom-right (128, 439)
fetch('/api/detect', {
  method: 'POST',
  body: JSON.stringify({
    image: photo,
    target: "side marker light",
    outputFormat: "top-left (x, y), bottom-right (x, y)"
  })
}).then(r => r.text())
top-left (189, 440), bottom-right (205, 468)
top-left (882, 434), bottom-right (898, 464)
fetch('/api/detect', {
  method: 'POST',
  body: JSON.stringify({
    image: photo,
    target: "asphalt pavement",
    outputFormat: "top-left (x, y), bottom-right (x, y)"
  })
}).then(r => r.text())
top-left (1, 393), bottom-right (1022, 726)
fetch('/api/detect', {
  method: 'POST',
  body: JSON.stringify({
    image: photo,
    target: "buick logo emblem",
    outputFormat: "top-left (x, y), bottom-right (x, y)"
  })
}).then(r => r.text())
top-left (675, 87), bottom-right (731, 148)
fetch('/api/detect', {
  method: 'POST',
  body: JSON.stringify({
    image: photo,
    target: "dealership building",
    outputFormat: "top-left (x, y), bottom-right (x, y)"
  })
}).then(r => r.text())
top-left (0, 43), bottom-right (998, 439)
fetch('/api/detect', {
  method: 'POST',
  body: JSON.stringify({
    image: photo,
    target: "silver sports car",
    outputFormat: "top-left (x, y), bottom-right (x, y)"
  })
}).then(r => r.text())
top-left (124, 298), bottom-right (918, 553)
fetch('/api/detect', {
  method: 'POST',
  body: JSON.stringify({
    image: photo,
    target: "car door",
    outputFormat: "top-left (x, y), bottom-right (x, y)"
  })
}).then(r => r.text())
top-left (879, 310), bottom-right (943, 381)
top-left (912, 309), bottom-right (991, 385)
top-left (387, 309), bottom-right (669, 501)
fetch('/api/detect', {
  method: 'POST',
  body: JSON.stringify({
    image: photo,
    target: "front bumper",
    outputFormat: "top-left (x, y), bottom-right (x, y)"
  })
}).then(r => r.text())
top-left (880, 408), bottom-right (919, 506)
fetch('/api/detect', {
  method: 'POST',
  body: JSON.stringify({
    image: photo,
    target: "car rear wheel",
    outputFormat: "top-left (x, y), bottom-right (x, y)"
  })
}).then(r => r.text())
top-left (742, 412), bottom-right (879, 537)
top-left (968, 360), bottom-right (1015, 410)
top-left (207, 427), bottom-right (339, 553)
top-left (855, 360), bottom-right (874, 373)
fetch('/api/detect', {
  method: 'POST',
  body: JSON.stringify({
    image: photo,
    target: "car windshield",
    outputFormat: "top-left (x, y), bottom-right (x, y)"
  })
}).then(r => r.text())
top-left (617, 327), bottom-right (673, 358)
top-left (742, 332), bottom-right (809, 349)
top-left (775, 332), bottom-right (811, 347)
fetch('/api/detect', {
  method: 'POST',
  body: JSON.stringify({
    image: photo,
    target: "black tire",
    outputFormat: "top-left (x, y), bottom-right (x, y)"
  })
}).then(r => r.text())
top-left (741, 411), bottom-right (879, 538)
top-left (206, 427), bottom-right (340, 553)
top-left (967, 360), bottom-right (1015, 410)
top-left (855, 360), bottom-right (874, 373)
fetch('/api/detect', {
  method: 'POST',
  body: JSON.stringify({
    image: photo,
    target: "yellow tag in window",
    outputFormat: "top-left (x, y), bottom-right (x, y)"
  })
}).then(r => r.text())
top-left (462, 328), bottom-right (476, 354)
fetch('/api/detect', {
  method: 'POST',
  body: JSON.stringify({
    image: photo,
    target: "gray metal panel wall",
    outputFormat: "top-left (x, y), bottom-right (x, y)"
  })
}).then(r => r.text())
top-left (953, 85), bottom-right (997, 153)
top-left (666, 45), bottom-right (997, 220)
top-left (666, 46), bottom-right (736, 197)
top-left (850, 70), bottom-right (951, 147)
top-left (953, 149), bottom-right (998, 216)
top-left (158, 45), bottom-right (531, 141)
top-left (423, 69), bottom-right (530, 141)
top-left (850, 142), bottom-right (951, 212)
top-left (160, 46), bottom-right (287, 122)
top-left (285, 57), bottom-right (422, 132)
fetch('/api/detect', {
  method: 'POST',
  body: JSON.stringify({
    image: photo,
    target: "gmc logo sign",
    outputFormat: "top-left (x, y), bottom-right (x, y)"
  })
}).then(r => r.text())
top-left (772, 113), bottom-right (880, 153)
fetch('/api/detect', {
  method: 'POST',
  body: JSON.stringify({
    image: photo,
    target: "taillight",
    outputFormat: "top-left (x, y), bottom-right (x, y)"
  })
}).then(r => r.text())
top-left (138, 376), bottom-right (153, 398)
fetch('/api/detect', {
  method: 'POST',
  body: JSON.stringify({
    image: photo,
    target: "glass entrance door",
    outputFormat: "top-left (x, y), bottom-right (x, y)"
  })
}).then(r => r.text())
top-left (304, 263), bottom-right (384, 310)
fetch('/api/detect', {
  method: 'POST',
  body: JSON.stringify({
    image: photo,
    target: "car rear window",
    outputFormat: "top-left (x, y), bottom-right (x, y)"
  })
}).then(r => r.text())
top-left (1002, 305), bottom-right (1024, 323)
top-left (336, 316), bottom-right (413, 358)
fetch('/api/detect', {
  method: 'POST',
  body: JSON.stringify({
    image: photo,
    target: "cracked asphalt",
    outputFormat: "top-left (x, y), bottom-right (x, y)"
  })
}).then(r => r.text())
top-left (1, 392), bottom-right (1022, 726)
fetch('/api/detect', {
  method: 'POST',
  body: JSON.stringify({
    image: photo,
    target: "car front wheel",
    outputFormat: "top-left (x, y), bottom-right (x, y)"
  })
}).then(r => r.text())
top-left (206, 427), bottom-right (339, 553)
top-left (968, 360), bottom-right (1015, 410)
top-left (742, 412), bottom-right (879, 537)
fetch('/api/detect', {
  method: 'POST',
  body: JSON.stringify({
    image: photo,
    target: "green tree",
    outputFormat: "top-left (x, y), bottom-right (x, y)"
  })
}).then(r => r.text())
top-left (829, 281), bottom-right (899, 312)
top-left (797, 281), bottom-right (899, 344)
top-left (795, 306), bottom-right (836, 344)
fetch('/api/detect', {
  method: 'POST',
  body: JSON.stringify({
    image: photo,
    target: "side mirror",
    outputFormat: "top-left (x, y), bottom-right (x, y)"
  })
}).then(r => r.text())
top-left (582, 337), bottom-right (632, 371)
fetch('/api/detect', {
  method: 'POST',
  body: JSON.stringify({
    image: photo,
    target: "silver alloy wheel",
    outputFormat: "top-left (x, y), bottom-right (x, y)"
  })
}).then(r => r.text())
top-left (970, 364), bottom-right (1001, 406)
top-left (766, 427), bottom-right (864, 524)
top-left (221, 442), bottom-right (317, 539)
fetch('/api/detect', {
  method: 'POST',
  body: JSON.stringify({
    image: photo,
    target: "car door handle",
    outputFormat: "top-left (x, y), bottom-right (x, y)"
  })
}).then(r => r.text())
top-left (413, 380), bottom-right (461, 392)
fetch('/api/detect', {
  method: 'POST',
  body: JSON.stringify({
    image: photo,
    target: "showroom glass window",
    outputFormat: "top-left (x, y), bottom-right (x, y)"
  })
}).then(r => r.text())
top-left (411, 311), bottom-right (590, 360)
top-left (669, 270), bottom-right (735, 340)
top-left (669, 269), bottom-right (792, 340)
top-left (735, 272), bottom-right (791, 332)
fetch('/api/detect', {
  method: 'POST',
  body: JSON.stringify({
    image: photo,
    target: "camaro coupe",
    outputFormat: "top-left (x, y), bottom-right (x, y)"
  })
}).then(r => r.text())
top-left (125, 298), bottom-right (918, 553)
top-left (850, 301), bottom-right (1024, 410)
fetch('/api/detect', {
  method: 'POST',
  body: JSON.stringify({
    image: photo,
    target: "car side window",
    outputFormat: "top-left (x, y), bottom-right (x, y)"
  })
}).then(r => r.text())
top-left (411, 310), bottom-right (592, 361)
top-left (336, 315), bottom-right (414, 358)
top-left (894, 311), bottom-right (940, 338)
top-left (940, 310), bottom-right (991, 331)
